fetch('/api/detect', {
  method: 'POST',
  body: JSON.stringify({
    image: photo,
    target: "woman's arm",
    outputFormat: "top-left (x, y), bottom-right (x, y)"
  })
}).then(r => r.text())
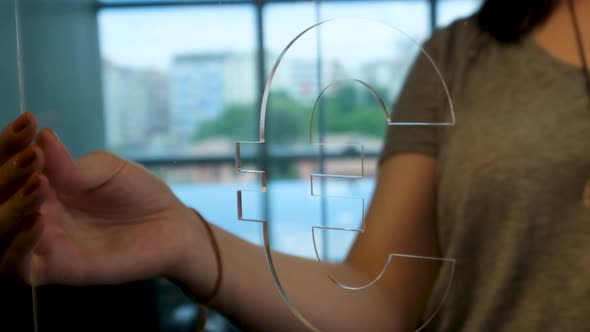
top-left (171, 153), bottom-right (440, 331)
top-left (0, 112), bottom-right (440, 331)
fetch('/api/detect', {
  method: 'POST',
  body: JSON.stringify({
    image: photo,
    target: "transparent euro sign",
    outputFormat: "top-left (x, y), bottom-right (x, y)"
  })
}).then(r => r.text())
top-left (236, 18), bottom-right (455, 331)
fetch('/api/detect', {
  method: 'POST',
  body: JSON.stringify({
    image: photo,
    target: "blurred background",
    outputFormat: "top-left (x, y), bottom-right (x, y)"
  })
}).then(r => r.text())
top-left (1, 0), bottom-right (481, 331)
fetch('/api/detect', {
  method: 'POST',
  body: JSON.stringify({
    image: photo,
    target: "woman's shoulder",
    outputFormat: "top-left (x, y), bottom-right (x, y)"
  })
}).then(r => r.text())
top-left (429, 15), bottom-right (486, 51)
top-left (421, 15), bottom-right (495, 93)
top-left (424, 15), bottom-right (491, 65)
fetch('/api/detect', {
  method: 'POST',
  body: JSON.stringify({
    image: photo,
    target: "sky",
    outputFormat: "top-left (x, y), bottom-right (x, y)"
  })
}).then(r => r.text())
top-left (97, 0), bottom-right (482, 71)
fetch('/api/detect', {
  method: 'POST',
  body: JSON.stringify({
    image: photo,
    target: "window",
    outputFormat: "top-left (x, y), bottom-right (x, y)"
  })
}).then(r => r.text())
top-left (2, 1), bottom-right (484, 331)
top-left (262, 1), bottom-right (430, 260)
top-left (99, 5), bottom-right (263, 243)
top-left (96, 0), bottom-right (483, 330)
top-left (99, 5), bottom-right (257, 155)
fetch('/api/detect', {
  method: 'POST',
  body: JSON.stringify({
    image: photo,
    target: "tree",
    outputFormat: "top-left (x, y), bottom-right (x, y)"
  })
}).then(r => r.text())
top-left (193, 104), bottom-right (255, 141)
top-left (194, 88), bottom-right (387, 144)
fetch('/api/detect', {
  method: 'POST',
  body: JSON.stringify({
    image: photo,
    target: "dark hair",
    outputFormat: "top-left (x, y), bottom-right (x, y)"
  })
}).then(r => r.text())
top-left (476, 0), bottom-right (559, 42)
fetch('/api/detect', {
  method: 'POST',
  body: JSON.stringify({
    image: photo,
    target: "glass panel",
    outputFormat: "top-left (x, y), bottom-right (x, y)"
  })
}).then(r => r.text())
top-left (262, 1), bottom-right (430, 262)
top-left (254, 5), bottom-right (455, 331)
top-left (11, 0), bottom-right (105, 158)
top-left (0, 0), bottom-right (21, 127)
top-left (101, 3), bottom-right (257, 332)
top-left (98, 5), bottom-right (257, 155)
top-left (318, 0), bottom-right (430, 146)
top-left (98, 5), bottom-right (261, 241)
top-left (5, 1), bottom-right (164, 332)
top-left (2, 1), bottom-right (453, 331)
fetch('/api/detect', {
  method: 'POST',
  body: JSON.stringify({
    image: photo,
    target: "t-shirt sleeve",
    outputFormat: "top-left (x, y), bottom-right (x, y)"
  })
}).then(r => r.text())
top-left (380, 29), bottom-right (453, 164)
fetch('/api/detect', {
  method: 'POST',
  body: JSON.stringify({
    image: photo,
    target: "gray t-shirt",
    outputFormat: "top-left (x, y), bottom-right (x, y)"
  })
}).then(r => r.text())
top-left (381, 16), bottom-right (590, 331)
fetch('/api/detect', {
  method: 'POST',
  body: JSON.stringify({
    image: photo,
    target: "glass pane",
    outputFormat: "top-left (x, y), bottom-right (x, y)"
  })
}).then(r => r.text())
top-left (2, 1), bottom-right (447, 331)
top-left (99, 6), bottom-right (257, 155)
top-left (11, 0), bottom-right (105, 158)
top-left (98, 5), bottom-right (261, 238)
top-left (4, 1), bottom-right (171, 332)
top-left (256, 5), bottom-right (453, 330)
top-left (437, 0), bottom-right (483, 28)
top-left (262, 1), bottom-right (430, 263)
top-left (264, 1), bottom-right (430, 159)
top-left (0, 0), bottom-right (20, 128)
top-left (98, 5), bottom-right (257, 331)
top-left (319, 0), bottom-right (430, 145)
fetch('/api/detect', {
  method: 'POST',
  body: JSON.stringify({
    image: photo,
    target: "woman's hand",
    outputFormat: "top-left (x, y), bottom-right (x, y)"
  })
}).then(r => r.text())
top-left (0, 112), bottom-right (47, 281)
top-left (0, 113), bottom-right (199, 286)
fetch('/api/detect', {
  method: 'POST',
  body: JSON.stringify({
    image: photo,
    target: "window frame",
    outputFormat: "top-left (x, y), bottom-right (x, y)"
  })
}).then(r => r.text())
top-left (95, 0), bottom-right (480, 258)
top-left (96, 0), bottom-right (439, 166)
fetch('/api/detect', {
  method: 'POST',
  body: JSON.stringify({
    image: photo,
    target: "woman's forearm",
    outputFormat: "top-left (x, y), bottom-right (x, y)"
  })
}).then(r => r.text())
top-left (170, 210), bottom-right (405, 332)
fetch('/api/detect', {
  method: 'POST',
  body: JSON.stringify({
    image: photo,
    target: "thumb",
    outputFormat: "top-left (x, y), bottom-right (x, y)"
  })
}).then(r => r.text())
top-left (36, 129), bottom-right (126, 192)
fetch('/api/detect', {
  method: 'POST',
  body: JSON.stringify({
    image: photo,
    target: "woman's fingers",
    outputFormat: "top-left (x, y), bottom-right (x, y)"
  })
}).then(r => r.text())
top-left (0, 145), bottom-right (44, 204)
top-left (0, 112), bottom-right (37, 167)
top-left (0, 113), bottom-right (43, 280)
top-left (0, 213), bottom-right (44, 281)
top-left (37, 128), bottom-right (127, 193)
top-left (0, 173), bottom-right (48, 242)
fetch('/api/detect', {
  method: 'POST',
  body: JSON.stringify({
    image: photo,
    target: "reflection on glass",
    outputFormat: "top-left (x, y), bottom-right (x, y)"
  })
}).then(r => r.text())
top-left (98, 6), bottom-right (257, 160)
top-left (236, 17), bottom-right (455, 332)
top-left (95, 1), bottom-right (479, 331)
top-left (98, 5), bottom-right (259, 331)
top-left (262, 0), bottom-right (430, 259)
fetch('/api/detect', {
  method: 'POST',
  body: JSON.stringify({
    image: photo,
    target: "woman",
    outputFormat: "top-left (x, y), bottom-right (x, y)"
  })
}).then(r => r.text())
top-left (1, 0), bottom-right (588, 330)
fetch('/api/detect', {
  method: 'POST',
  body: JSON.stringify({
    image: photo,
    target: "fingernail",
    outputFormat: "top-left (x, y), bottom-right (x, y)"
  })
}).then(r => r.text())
top-left (22, 174), bottom-right (41, 196)
top-left (16, 148), bottom-right (37, 169)
top-left (49, 129), bottom-right (61, 142)
top-left (12, 113), bottom-right (31, 134)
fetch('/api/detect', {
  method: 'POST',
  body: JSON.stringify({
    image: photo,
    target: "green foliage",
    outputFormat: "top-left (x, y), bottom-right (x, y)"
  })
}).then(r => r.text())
top-left (324, 104), bottom-right (387, 136)
top-left (193, 104), bottom-right (255, 141)
top-left (270, 161), bottom-right (300, 179)
top-left (265, 91), bottom-right (310, 144)
top-left (319, 84), bottom-right (388, 137)
top-left (193, 86), bottom-right (388, 143)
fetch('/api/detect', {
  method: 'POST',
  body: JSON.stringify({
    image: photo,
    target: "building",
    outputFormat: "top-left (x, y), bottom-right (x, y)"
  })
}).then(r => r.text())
top-left (268, 54), bottom-right (348, 104)
top-left (102, 60), bottom-right (169, 153)
top-left (169, 53), bottom-right (256, 142)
